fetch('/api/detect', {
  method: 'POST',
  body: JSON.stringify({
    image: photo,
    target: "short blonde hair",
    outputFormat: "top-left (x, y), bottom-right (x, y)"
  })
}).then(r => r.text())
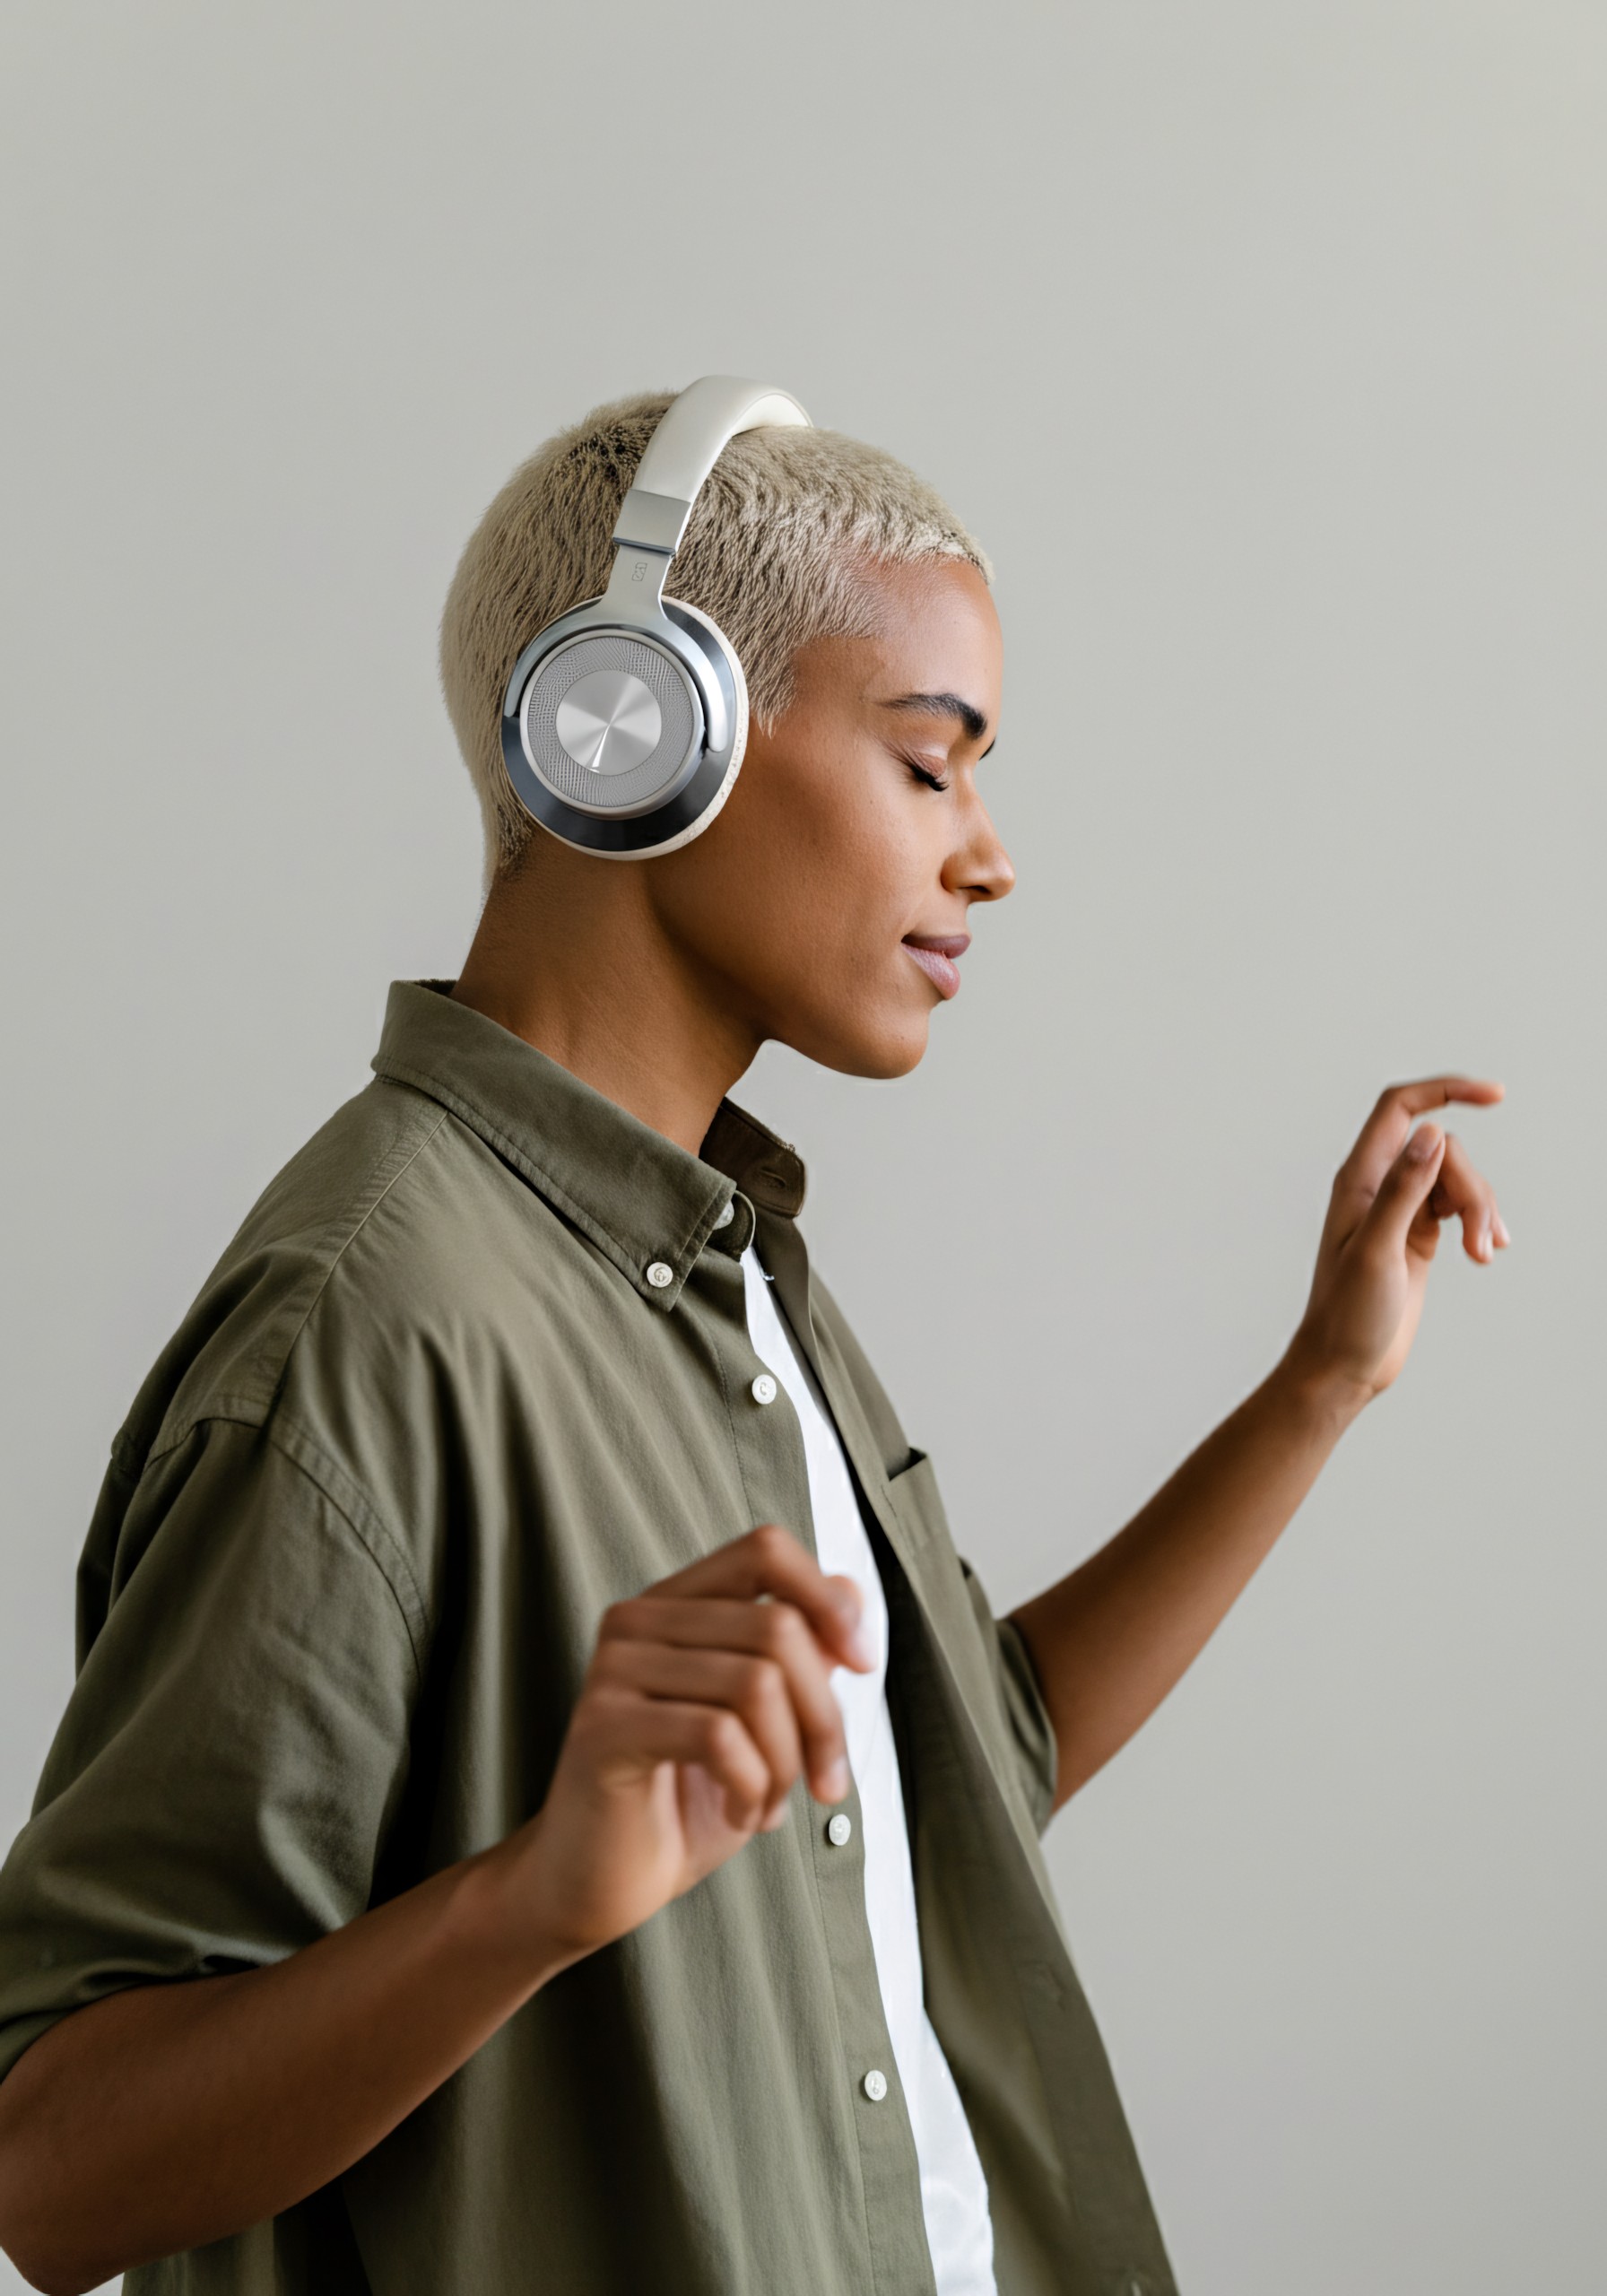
top-left (439, 388), bottom-right (991, 879)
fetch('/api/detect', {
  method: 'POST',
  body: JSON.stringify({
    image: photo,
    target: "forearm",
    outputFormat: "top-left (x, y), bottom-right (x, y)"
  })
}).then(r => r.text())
top-left (0, 1523), bottom-right (870, 2296)
top-left (0, 1823), bottom-right (566, 2295)
top-left (1012, 1351), bottom-right (1361, 1809)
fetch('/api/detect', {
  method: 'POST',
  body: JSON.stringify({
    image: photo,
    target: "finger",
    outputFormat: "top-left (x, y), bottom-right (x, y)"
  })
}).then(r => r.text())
top-left (1336, 1075), bottom-right (1505, 1205)
top-left (604, 1644), bottom-right (805, 1813)
top-left (598, 1596), bottom-right (848, 1799)
top-left (595, 1639), bottom-right (825, 1811)
top-left (1429, 1131), bottom-right (1503, 1264)
top-left (649, 1525), bottom-right (873, 1671)
top-left (1358, 1121), bottom-right (1448, 1260)
top-left (582, 1688), bottom-right (772, 1833)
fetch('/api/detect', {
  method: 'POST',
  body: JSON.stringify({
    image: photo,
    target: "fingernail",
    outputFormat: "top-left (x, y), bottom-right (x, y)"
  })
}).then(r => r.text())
top-left (823, 1758), bottom-right (849, 1802)
top-left (830, 1582), bottom-right (873, 1668)
top-left (1494, 1214), bottom-right (1511, 1247)
top-left (761, 1802), bottom-right (791, 1833)
top-left (1408, 1126), bottom-right (1440, 1161)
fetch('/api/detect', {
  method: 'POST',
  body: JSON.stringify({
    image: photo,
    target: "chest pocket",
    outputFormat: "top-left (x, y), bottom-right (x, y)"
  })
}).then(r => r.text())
top-left (879, 1444), bottom-right (1058, 1848)
top-left (881, 1446), bottom-right (942, 1542)
top-left (883, 1454), bottom-right (1011, 1744)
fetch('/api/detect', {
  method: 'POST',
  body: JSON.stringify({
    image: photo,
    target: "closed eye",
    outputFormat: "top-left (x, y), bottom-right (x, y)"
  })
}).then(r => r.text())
top-left (902, 758), bottom-right (951, 794)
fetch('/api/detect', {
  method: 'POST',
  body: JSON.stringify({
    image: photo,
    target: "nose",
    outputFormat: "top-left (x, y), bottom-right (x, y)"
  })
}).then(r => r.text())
top-left (944, 788), bottom-right (1015, 905)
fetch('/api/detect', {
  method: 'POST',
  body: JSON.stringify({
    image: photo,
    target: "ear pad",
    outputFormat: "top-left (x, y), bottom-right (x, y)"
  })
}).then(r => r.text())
top-left (501, 596), bottom-right (749, 859)
top-left (667, 593), bottom-right (750, 813)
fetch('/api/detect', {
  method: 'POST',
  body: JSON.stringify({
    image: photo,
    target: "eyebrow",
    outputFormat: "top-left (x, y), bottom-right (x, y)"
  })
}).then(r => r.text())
top-left (882, 691), bottom-right (993, 752)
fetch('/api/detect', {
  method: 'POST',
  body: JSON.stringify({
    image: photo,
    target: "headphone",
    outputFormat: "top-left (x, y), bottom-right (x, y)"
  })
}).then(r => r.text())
top-left (499, 375), bottom-right (812, 860)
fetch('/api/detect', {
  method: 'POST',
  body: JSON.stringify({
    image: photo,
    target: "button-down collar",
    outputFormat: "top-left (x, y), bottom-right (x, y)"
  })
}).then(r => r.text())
top-left (369, 980), bottom-right (805, 1309)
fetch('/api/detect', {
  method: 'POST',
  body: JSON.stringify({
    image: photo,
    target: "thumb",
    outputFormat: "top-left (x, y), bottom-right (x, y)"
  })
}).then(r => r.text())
top-left (1361, 1123), bottom-right (1446, 1257)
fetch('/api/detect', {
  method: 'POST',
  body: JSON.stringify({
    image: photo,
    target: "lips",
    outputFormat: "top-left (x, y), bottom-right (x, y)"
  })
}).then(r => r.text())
top-left (901, 932), bottom-right (970, 1000)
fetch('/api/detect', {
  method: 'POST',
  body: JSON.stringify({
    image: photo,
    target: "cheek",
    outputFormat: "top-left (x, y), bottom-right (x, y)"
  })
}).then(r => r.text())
top-left (656, 739), bottom-right (934, 1017)
top-left (737, 782), bottom-right (922, 964)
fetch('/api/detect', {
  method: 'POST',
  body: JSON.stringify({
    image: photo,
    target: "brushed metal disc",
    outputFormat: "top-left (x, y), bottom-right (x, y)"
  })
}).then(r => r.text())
top-left (554, 668), bottom-right (663, 778)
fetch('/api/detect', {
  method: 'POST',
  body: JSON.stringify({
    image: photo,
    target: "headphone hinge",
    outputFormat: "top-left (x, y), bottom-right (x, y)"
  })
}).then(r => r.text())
top-left (604, 540), bottom-right (673, 616)
top-left (612, 485), bottom-right (691, 553)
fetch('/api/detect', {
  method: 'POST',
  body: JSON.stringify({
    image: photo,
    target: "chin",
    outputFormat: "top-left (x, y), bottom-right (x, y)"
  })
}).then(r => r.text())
top-left (781, 1007), bottom-right (932, 1082)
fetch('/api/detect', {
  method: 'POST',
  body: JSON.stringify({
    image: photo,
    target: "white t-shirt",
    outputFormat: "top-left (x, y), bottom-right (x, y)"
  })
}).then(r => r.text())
top-left (740, 1246), bottom-right (998, 2296)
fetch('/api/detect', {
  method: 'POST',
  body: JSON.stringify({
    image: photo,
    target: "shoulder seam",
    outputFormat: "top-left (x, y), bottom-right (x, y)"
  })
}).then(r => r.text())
top-left (265, 1416), bottom-right (430, 1683)
top-left (270, 1100), bottom-right (452, 1394)
top-left (119, 1093), bottom-right (454, 1482)
top-left (134, 1411), bottom-right (430, 1686)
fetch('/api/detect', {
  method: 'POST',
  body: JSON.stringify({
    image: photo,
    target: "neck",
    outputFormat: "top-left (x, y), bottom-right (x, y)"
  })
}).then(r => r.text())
top-left (450, 849), bottom-right (760, 1158)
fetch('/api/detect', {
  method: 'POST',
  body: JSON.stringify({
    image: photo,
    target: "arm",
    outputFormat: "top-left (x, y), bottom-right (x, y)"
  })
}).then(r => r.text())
top-left (0, 1841), bottom-right (565, 2295)
top-left (1012, 1075), bottom-right (1507, 1812)
top-left (0, 1526), bottom-right (869, 2296)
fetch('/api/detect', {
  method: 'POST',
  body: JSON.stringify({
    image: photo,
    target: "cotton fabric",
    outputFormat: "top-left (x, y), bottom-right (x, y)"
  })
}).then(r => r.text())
top-left (0, 980), bottom-right (1177, 2296)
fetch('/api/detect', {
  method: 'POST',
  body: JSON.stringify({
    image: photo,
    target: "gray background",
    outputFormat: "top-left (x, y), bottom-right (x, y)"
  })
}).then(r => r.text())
top-left (1, 2), bottom-right (1600, 2288)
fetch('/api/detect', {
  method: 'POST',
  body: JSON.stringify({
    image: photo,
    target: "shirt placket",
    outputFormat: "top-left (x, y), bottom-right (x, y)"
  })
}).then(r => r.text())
top-left (691, 1209), bottom-right (940, 2296)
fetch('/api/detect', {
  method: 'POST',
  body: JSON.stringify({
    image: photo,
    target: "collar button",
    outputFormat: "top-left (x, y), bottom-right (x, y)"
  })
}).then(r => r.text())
top-left (646, 1261), bottom-right (674, 1290)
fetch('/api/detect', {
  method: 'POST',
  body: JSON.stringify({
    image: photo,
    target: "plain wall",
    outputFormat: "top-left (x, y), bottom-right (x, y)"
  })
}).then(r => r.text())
top-left (1, 3), bottom-right (1602, 2288)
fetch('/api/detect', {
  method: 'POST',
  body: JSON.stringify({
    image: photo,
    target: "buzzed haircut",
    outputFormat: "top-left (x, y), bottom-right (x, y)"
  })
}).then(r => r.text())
top-left (439, 388), bottom-right (991, 881)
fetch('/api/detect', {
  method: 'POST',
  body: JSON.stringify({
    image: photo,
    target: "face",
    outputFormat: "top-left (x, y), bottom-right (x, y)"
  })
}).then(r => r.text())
top-left (646, 559), bottom-right (1012, 1079)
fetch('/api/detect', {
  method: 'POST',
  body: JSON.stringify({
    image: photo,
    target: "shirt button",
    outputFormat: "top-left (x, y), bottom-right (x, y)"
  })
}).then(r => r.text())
top-left (712, 1200), bottom-right (734, 1229)
top-left (646, 1262), bottom-right (674, 1289)
top-left (862, 2069), bottom-right (888, 2102)
top-left (750, 1373), bottom-right (777, 1406)
top-left (826, 1813), bottom-right (853, 1847)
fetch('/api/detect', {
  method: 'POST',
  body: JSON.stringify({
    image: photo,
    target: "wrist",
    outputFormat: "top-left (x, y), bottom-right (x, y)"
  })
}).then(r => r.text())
top-left (1266, 1334), bottom-right (1373, 1442)
top-left (450, 1814), bottom-right (587, 2000)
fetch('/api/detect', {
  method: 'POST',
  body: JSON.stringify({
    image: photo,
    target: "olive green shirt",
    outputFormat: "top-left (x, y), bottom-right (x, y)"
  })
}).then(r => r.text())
top-left (0, 981), bottom-right (1176, 2296)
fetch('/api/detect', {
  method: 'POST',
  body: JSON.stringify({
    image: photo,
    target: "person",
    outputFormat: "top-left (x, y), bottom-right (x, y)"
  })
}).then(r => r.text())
top-left (0, 381), bottom-right (1507, 2296)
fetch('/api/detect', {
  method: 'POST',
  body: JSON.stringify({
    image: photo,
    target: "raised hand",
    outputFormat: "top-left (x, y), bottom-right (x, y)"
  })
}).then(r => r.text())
top-left (1288, 1075), bottom-right (1509, 1410)
top-left (513, 1525), bottom-right (873, 1969)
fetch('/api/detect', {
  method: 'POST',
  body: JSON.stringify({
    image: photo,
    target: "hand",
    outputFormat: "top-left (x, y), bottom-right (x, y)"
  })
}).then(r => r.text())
top-left (1285, 1074), bottom-right (1509, 1413)
top-left (508, 1525), bottom-right (873, 1969)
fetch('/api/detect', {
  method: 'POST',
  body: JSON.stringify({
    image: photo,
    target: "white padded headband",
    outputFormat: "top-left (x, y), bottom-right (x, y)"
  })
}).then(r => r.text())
top-left (612, 376), bottom-right (812, 562)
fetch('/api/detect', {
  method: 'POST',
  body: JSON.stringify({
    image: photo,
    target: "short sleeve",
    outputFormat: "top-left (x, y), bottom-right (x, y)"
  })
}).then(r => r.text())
top-left (957, 1558), bottom-right (1061, 1836)
top-left (0, 1417), bottom-right (421, 2086)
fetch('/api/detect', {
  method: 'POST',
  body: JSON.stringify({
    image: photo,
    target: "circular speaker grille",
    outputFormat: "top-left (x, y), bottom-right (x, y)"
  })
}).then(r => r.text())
top-left (520, 634), bottom-right (700, 814)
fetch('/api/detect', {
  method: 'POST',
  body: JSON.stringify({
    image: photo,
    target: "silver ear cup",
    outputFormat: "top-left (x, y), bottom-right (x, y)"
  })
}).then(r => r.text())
top-left (518, 632), bottom-right (702, 819)
top-left (501, 596), bottom-right (747, 859)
